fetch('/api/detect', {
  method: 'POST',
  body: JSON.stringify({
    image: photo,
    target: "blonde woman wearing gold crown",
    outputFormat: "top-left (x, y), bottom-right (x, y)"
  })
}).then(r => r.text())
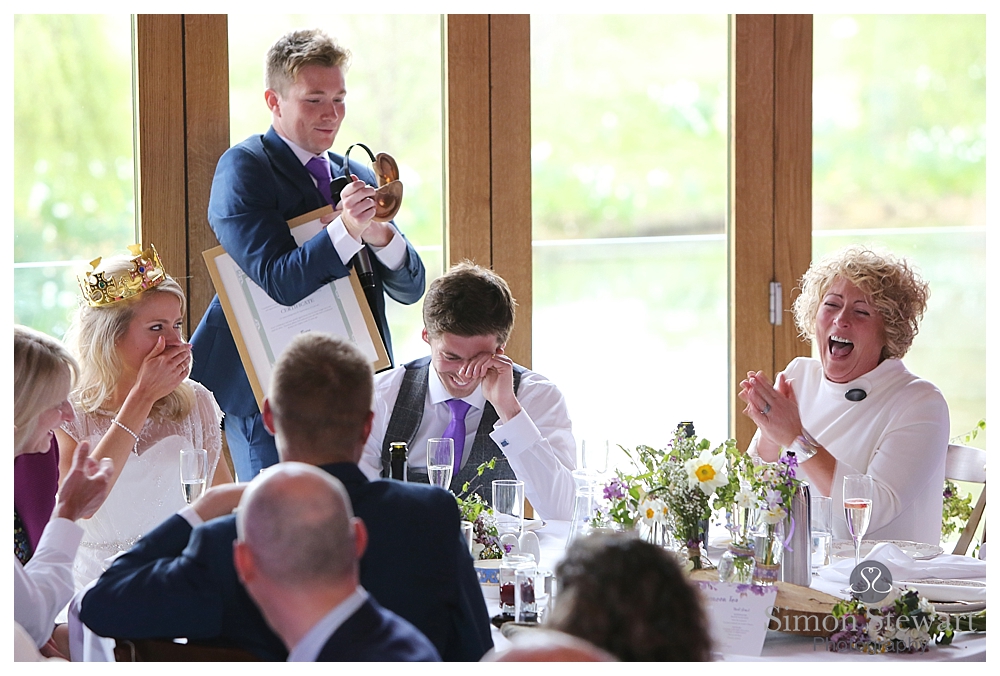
top-left (55, 245), bottom-right (233, 590)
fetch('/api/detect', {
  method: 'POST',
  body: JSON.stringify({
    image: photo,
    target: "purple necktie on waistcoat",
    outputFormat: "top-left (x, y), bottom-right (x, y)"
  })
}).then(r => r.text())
top-left (444, 399), bottom-right (472, 476)
top-left (305, 156), bottom-right (333, 205)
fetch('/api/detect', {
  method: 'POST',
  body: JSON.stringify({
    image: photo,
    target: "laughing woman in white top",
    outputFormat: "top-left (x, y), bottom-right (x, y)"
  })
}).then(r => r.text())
top-left (739, 246), bottom-right (948, 544)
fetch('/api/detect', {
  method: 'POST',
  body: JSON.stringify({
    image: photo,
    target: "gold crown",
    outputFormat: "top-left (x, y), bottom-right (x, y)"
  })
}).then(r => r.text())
top-left (78, 244), bottom-right (167, 307)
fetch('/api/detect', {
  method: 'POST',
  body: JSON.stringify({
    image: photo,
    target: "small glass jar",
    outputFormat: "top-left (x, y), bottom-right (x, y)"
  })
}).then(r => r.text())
top-left (718, 542), bottom-right (756, 584)
top-left (752, 518), bottom-right (784, 586)
top-left (499, 554), bottom-right (534, 617)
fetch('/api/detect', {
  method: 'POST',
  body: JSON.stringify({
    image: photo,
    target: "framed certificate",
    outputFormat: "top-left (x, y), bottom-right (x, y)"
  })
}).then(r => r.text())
top-left (203, 206), bottom-right (391, 411)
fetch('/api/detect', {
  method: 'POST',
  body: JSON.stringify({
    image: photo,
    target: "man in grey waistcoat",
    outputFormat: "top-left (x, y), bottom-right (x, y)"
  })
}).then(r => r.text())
top-left (360, 262), bottom-right (577, 520)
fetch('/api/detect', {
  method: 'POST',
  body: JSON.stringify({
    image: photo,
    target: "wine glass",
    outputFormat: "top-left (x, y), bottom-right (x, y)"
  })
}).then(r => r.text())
top-left (426, 438), bottom-right (454, 490)
top-left (843, 474), bottom-right (874, 567)
top-left (179, 448), bottom-right (208, 504)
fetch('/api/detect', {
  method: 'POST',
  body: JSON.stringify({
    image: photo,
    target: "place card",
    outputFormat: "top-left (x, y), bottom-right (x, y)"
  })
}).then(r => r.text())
top-left (694, 580), bottom-right (777, 657)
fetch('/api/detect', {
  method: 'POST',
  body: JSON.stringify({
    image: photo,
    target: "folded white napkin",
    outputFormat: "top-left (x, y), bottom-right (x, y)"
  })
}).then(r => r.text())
top-left (818, 542), bottom-right (987, 585)
top-left (896, 579), bottom-right (986, 603)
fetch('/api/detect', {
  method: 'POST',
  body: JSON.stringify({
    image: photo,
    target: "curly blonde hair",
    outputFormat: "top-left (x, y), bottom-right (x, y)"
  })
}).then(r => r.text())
top-left (65, 255), bottom-right (194, 421)
top-left (792, 246), bottom-right (930, 360)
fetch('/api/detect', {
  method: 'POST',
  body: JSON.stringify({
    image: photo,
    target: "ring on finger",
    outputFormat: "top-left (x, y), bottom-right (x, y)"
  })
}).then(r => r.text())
top-left (761, 403), bottom-right (771, 415)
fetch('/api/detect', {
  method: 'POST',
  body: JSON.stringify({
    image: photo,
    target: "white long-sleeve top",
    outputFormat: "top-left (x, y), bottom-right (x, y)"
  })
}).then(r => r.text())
top-left (749, 357), bottom-right (949, 543)
top-left (14, 517), bottom-right (83, 648)
top-left (361, 363), bottom-right (578, 520)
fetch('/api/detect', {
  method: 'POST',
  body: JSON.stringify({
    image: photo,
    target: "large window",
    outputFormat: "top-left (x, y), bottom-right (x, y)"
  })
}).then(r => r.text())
top-left (227, 15), bottom-right (444, 364)
top-left (13, 15), bottom-right (136, 338)
top-left (531, 16), bottom-right (730, 460)
top-left (812, 15), bottom-right (986, 447)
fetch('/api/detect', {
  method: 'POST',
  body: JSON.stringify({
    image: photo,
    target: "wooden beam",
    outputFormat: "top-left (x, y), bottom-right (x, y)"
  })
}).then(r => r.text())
top-left (730, 14), bottom-right (776, 450)
top-left (774, 14), bottom-right (813, 371)
top-left (134, 15), bottom-right (187, 307)
top-left (444, 15), bottom-right (492, 268)
top-left (182, 15), bottom-right (230, 332)
top-left (488, 14), bottom-right (532, 369)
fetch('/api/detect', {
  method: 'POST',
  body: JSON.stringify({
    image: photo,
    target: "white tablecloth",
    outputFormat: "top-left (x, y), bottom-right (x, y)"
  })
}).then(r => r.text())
top-left (484, 521), bottom-right (986, 661)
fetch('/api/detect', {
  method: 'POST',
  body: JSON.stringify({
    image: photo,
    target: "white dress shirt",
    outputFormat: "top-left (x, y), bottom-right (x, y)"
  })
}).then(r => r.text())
top-left (278, 133), bottom-right (406, 271)
top-left (361, 362), bottom-right (577, 520)
top-left (14, 517), bottom-right (83, 648)
top-left (288, 586), bottom-right (369, 662)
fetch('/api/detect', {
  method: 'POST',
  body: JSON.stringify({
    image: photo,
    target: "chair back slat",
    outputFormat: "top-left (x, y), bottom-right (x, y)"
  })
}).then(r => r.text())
top-left (945, 444), bottom-right (986, 484)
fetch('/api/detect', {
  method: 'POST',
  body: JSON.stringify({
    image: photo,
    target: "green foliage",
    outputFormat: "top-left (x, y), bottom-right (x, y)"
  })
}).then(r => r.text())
top-left (813, 15), bottom-right (985, 229)
top-left (454, 458), bottom-right (505, 560)
top-left (14, 15), bottom-right (138, 337)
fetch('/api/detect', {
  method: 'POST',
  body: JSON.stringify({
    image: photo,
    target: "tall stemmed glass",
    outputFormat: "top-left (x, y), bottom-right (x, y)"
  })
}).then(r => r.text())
top-left (843, 474), bottom-right (874, 567)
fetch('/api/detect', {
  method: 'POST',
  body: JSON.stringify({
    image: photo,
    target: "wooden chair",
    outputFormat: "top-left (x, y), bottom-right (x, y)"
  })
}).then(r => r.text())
top-left (114, 638), bottom-right (259, 662)
top-left (944, 443), bottom-right (986, 556)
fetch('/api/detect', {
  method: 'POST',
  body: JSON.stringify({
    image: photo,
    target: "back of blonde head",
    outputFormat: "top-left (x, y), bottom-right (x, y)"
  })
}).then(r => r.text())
top-left (65, 254), bottom-right (194, 421)
top-left (14, 325), bottom-right (78, 454)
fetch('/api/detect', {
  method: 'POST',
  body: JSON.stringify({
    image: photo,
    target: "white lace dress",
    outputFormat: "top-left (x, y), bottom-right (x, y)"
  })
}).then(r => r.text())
top-left (60, 380), bottom-right (223, 590)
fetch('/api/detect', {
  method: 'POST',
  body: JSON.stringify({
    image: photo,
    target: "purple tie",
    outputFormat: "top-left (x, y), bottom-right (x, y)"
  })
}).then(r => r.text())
top-left (444, 399), bottom-right (472, 476)
top-left (305, 156), bottom-right (333, 205)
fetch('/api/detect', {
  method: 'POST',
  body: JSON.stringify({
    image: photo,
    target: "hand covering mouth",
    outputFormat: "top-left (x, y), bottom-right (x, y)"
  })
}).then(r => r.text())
top-left (829, 335), bottom-right (854, 357)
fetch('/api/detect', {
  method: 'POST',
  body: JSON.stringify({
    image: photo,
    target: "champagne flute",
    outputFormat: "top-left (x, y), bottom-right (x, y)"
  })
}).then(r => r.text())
top-left (843, 474), bottom-right (874, 567)
top-left (426, 438), bottom-right (455, 490)
top-left (180, 448), bottom-right (209, 504)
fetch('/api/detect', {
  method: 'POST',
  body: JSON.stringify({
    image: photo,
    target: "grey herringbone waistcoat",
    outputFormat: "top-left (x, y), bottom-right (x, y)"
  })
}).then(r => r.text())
top-left (380, 356), bottom-right (523, 503)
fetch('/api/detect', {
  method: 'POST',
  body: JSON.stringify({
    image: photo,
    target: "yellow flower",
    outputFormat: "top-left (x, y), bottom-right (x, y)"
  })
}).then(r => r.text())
top-left (695, 464), bottom-right (716, 482)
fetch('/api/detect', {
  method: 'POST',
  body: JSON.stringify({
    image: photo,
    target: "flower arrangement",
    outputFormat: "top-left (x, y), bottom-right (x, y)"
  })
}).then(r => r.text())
top-left (829, 588), bottom-right (964, 653)
top-left (454, 458), bottom-right (509, 560)
top-left (599, 424), bottom-right (737, 569)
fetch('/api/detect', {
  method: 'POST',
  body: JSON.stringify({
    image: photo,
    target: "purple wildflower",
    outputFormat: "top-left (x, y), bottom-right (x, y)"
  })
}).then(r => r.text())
top-left (603, 477), bottom-right (626, 501)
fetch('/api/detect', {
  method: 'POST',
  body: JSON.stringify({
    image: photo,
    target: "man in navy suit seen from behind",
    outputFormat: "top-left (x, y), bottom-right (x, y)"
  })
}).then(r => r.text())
top-left (234, 462), bottom-right (438, 662)
top-left (191, 27), bottom-right (425, 481)
top-left (79, 333), bottom-right (492, 661)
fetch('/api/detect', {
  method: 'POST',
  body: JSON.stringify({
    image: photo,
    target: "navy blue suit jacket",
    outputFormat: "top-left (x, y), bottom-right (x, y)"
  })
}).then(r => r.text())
top-left (79, 463), bottom-right (493, 662)
top-left (191, 127), bottom-right (425, 417)
top-left (313, 597), bottom-right (439, 662)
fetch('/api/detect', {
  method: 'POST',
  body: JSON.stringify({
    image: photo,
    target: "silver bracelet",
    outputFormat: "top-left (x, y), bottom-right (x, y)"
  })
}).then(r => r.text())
top-left (786, 429), bottom-right (820, 462)
top-left (111, 418), bottom-right (140, 455)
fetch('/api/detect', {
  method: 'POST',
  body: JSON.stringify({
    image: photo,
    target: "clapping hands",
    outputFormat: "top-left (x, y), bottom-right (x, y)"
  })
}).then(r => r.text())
top-left (738, 370), bottom-right (801, 462)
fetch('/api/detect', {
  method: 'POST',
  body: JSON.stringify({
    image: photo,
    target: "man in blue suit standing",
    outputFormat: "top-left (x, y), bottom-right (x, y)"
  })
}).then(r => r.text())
top-left (234, 463), bottom-right (439, 662)
top-left (79, 333), bottom-right (492, 661)
top-left (191, 27), bottom-right (425, 480)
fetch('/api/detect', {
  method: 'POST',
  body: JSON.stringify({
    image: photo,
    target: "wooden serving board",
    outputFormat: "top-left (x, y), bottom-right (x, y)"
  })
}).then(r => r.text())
top-left (690, 569), bottom-right (841, 637)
